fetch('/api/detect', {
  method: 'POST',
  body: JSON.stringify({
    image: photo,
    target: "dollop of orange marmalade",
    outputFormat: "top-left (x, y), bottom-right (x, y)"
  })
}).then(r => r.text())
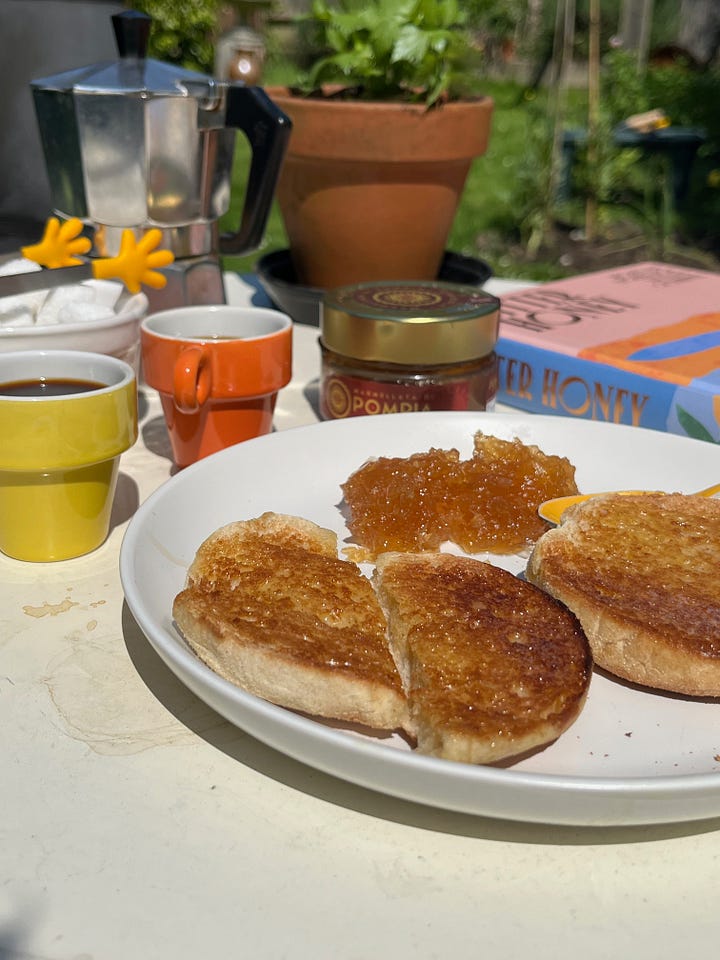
top-left (341, 432), bottom-right (579, 559)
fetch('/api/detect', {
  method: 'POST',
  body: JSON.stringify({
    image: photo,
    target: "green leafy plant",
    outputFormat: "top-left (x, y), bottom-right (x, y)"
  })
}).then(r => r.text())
top-left (130, 0), bottom-right (219, 73)
top-left (294, 0), bottom-right (482, 105)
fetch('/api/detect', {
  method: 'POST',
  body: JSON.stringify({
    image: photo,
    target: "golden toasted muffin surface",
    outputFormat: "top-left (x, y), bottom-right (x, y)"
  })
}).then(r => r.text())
top-left (374, 552), bottom-right (592, 762)
top-left (173, 513), bottom-right (406, 728)
top-left (184, 538), bottom-right (403, 686)
top-left (530, 493), bottom-right (720, 659)
top-left (527, 492), bottom-right (720, 695)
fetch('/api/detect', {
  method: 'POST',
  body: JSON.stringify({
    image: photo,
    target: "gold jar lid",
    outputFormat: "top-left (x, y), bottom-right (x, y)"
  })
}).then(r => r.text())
top-left (321, 280), bottom-right (500, 364)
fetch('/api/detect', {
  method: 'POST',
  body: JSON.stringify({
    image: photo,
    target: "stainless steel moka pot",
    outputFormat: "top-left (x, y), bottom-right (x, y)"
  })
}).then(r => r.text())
top-left (30, 10), bottom-right (291, 309)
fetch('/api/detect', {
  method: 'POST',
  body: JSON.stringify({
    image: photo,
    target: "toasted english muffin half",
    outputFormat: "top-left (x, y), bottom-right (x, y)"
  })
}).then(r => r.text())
top-left (527, 492), bottom-right (720, 697)
top-left (173, 512), bottom-right (408, 731)
top-left (373, 551), bottom-right (592, 763)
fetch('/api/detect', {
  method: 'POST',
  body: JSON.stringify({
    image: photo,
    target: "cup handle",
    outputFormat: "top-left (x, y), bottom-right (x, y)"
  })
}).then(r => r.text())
top-left (174, 347), bottom-right (211, 414)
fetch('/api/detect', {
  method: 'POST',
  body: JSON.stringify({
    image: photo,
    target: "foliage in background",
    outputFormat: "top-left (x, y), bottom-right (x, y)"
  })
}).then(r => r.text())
top-left (459, 0), bottom-right (527, 63)
top-left (502, 102), bottom-right (557, 258)
top-left (642, 62), bottom-right (720, 248)
top-left (291, 0), bottom-right (482, 105)
top-left (564, 51), bottom-right (646, 229)
top-left (591, 50), bottom-right (720, 252)
top-left (501, 39), bottom-right (720, 264)
top-left (130, 0), bottom-right (219, 72)
top-left (600, 48), bottom-right (650, 119)
top-left (525, 0), bottom-right (679, 65)
top-left (127, 1), bottom-right (720, 277)
top-left (466, 0), bottom-right (526, 35)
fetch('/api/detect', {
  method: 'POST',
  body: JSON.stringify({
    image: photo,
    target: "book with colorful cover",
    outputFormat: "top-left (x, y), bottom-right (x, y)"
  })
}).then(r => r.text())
top-left (496, 261), bottom-right (720, 443)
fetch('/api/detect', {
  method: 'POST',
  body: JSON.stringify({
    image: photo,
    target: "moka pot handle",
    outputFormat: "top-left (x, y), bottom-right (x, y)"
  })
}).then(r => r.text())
top-left (220, 86), bottom-right (292, 256)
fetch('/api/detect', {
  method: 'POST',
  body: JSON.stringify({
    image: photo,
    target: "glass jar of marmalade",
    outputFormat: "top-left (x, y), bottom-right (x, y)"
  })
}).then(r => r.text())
top-left (319, 280), bottom-right (500, 420)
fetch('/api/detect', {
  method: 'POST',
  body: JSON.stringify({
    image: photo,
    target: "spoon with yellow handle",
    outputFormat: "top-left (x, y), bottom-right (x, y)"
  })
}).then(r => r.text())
top-left (538, 481), bottom-right (720, 526)
top-left (0, 217), bottom-right (174, 296)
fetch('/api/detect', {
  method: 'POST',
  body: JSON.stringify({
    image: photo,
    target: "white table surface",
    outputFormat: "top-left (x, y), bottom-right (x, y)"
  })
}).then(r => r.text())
top-left (3, 274), bottom-right (720, 960)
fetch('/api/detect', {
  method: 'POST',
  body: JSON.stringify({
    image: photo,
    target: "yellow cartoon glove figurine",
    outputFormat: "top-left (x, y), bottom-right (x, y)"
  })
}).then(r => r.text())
top-left (92, 228), bottom-right (175, 293)
top-left (20, 218), bottom-right (174, 293)
top-left (21, 217), bottom-right (92, 268)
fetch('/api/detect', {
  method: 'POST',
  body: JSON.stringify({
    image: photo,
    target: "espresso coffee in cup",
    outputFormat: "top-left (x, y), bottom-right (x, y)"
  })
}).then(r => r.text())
top-left (0, 378), bottom-right (105, 397)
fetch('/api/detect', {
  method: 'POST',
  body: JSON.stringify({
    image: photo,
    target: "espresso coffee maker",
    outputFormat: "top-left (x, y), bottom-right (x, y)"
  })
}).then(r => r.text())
top-left (30, 10), bottom-right (291, 309)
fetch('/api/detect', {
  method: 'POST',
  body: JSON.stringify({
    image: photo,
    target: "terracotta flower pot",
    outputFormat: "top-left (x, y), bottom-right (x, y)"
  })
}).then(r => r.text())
top-left (265, 88), bottom-right (494, 289)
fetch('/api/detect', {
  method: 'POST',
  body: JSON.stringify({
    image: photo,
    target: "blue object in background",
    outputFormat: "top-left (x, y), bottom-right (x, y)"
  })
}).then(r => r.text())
top-left (628, 331), bottom-right (720, 362)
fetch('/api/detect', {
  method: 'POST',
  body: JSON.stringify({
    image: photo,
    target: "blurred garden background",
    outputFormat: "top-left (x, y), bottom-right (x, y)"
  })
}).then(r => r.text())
top-left (134, 0), bottom-right (720, 281)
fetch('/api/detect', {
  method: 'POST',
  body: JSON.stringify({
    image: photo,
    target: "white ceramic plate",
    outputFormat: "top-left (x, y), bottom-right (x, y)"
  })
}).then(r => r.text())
top-left (120, 411), bottom-right (720, 826)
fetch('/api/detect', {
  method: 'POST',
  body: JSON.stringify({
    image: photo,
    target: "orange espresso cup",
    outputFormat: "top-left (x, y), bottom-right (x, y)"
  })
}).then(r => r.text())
top-left (141, 305), bottom-right (292, 467)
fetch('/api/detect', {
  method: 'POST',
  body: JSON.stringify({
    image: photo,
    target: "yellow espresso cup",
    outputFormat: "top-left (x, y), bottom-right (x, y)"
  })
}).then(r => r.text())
top-left (0, 350), bottom-right (138, 562)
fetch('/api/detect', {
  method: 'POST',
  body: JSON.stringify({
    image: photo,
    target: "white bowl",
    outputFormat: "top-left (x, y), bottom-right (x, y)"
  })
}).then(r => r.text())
top-left (0, 281), bottom-right (148, 370)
